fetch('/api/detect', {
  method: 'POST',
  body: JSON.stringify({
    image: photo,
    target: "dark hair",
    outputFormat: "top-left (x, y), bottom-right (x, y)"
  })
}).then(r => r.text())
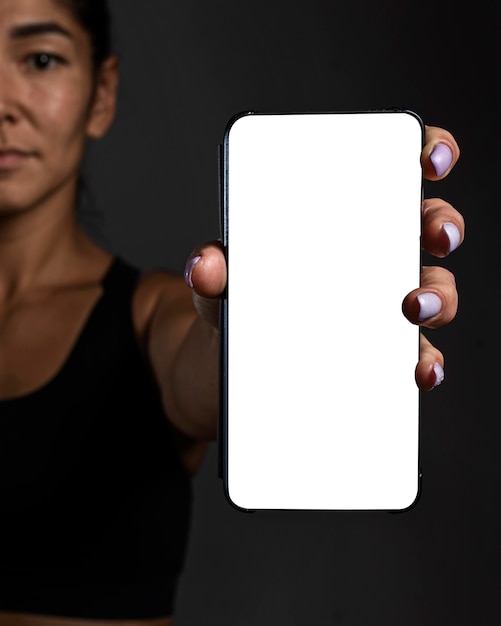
top-left (56, 0), bottom-right (113, 69)
top-left (55, 1), bottom-right (114, 240)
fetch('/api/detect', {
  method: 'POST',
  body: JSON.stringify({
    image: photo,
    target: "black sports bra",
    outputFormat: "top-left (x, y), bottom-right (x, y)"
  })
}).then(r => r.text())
top-left (0, 258), bottom-right (192, 619)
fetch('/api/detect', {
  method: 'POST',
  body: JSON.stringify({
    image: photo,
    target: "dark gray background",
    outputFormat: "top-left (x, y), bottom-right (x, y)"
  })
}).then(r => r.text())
top-left (83, 1), bottom-right (499, 624)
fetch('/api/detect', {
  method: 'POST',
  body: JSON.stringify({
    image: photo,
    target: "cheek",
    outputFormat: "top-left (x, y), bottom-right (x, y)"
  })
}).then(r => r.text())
top-left (34, 79), bottom-right (94, 146)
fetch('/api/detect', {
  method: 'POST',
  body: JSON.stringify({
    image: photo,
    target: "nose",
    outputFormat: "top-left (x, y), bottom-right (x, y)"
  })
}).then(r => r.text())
top-left (0, 62), bottom-right (20, 124)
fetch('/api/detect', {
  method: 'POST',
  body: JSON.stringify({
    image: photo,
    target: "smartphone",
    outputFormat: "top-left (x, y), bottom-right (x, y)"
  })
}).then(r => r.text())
top-left (220, 110), bottom-right (424, 512)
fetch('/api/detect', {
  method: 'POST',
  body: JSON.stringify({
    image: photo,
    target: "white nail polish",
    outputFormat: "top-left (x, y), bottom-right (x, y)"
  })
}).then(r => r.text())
top-left (433, 363), bottom-right (444, 387)
top-left (430, 144), bottom-right (453, 177)
top-left (443, 222), bottom-right (460, 254)
top-left (417, 292), bottom-right (442, 321)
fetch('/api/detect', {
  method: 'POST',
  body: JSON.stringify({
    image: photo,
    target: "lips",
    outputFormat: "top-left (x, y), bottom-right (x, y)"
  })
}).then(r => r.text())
top-left (0, 148), bottom-right (32, 170)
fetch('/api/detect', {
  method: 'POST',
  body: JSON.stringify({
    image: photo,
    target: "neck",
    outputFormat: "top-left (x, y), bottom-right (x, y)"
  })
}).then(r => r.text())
top-left (0, 183), bottom-right (97, 300)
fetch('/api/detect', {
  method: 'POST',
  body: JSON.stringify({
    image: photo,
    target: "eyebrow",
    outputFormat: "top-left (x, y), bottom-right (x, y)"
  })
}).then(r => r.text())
top-left (9, 21), bottom-right (73, 40)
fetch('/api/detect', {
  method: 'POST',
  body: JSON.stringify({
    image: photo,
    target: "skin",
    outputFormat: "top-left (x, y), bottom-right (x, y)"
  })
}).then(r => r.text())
top-left (0, 0), bottom-right (463, 624)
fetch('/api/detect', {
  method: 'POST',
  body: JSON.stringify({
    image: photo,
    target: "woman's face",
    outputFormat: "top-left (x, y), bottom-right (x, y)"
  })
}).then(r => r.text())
top-left (0, 0), bottom-right (117, 215)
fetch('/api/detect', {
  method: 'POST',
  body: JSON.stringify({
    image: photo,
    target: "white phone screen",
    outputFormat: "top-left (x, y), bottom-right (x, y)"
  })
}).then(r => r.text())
top-left (221, 110), bottom-right (423, 511)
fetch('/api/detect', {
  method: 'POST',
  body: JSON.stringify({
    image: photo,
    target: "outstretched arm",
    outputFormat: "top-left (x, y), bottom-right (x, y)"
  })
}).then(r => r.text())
top-left (144, 124), bottom-right (463, 441)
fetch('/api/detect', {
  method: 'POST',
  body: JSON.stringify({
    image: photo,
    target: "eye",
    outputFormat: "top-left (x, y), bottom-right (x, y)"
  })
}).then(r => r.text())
top-left (24, 52), bottom-right (66, 71)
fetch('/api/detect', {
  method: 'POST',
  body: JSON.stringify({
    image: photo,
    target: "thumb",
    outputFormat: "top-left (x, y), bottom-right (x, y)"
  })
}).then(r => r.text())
top-left (184, 240), bottom-right (227, 298)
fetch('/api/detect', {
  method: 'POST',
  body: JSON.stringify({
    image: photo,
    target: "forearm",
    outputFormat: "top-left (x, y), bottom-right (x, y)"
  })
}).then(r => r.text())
top-left (158, 310), bottom-right (219, 440)
top-left (144, 253), bottom-right (224, 439)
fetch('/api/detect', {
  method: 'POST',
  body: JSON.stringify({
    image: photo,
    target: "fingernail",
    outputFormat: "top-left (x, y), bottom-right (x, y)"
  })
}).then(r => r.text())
top-left (417, 292), bottom-right (442, 321)
top-left (184, 255), bottom-right (201, 289)
top-left (430, 144), bottom-right (453, 177)
top-left (433, 363), bottom-right (444, 387)
top-left (443, 222), bottom-right (461, 253)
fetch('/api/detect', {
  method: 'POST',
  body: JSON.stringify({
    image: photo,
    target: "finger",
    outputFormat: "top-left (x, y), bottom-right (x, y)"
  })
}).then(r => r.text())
top-left (421, 197), bottom-right (465, 258)
top-left (402, 266), bottom-right (458, 329)
top-left (184, 240), bottom-right (227, 298)
top-left (416, 333), bottom-right (445, 391)
top-left (422, 125), bottom-right (460, 181)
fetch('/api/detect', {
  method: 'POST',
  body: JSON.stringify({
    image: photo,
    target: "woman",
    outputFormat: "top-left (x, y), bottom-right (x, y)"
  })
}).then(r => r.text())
top-left (0, 0), bottom-right (463, 624)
